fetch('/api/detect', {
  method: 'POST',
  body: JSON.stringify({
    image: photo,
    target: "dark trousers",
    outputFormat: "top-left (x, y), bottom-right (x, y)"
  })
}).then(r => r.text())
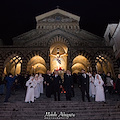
top-left (46, 86), bottom-right (51, 98)
top-left (54, 90), bottom-right (60, 101)
top-left (71, 87), bottom-right (75, 97)
top-left (5, 88), bottom-right (11, 102)
top-left (81, 86), bottom-right (90, 102)
top-left (66, 88), bottom-right (71, 100)
top-left (107, 86), bottom-right (113, 94)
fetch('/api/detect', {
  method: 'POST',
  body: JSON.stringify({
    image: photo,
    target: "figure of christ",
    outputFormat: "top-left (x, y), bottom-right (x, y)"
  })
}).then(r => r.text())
top-left (49, 48), bottom-right (68, 69)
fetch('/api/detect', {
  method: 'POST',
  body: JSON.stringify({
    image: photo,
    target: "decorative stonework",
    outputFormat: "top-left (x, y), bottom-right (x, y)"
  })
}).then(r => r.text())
top-left (0, 8), bottom-right (119, 76)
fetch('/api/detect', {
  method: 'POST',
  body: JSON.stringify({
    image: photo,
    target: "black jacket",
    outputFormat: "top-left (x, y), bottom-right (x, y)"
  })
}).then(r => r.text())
top-left (44, 74), bottom-right (53, 85)
top-left (78, 73), bottom-right (89, 91)
top-left (116, 78), bottom-right (120, 93)
top-left (52, 75), bottom-right (62, 91)
top-left (64, 74), bottom-right (73, 89)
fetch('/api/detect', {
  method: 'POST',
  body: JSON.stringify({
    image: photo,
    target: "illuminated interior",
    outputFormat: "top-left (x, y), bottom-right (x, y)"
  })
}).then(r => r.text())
top-left (95, 55), bottom-right (114, 76)
top-left (4, 56), bottom-right (22, 75)
top-left (50, 42), bottom-right (68, 72)
top-left (27, 55), bottom-right (46, 74)
top-left (72, 55), bottom-right (90, 74)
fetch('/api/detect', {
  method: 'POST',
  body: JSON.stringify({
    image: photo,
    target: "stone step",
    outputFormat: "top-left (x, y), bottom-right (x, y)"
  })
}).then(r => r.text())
top-left (0, 115), bottom-right (120, 120)
top-left (0, 85), bottom-right (120, 120)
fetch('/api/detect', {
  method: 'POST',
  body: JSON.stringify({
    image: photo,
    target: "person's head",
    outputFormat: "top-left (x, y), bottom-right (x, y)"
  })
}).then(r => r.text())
top-left (39, 73), bottom-right (42, 77)
top-left (98, 71), bottom-right (102, 75)
top-left (47, 70), bottom-right (50, 74)
top-left (93, 71), bottom-right (97, 76)
top-left (96, 74), bottom-right (100, 80)
top-left (107, 72), bottom-right (111, 77)
top-left (118, 73), bottom-right (120, 79)
top-left (66, 70), bottom-right (70, 74)
top-left (30, 76), bottom-right (34, 81)
top-left (68, 70), bottom-right (71, 75)
top-left (2, 73), bottom-right (5, 77)
top-left (54, 70), bottom-right (58, 75)
top-left (8, 73), bottom-right (13, 78)
top-left (35, 74), bottom-right (39, 78)
top-left (81, 69), bottom-right (85, 74)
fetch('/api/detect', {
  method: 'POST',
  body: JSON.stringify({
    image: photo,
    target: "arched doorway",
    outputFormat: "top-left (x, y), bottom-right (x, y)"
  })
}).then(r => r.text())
top-left (27, 55), bottom-right (46, 74)
top-left (50, 42), bottom-right (68, 72)
top-left (72, 55), bottom-right (91, 74)
top-left (95, 54), bottom-right (114, 76)
top-left (4, 55), bottom-right (22, 75)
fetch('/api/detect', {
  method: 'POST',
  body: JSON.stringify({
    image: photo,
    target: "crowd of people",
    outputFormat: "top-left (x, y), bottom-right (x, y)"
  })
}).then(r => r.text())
top-left (0, 69), bottom-right (120, 103)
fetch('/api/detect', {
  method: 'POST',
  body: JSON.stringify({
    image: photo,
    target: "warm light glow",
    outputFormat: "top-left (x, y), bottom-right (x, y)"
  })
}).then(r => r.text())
top-left (4, 55), bottom-right (22, 75)
top-left (27, 55), bottom-right (46, 74)
top-left (72, 55), bottom-right (90, 74)
top-left (96, 55), bottom-right (114, 76)
top-left (50, 43), bottom-right (68, 72)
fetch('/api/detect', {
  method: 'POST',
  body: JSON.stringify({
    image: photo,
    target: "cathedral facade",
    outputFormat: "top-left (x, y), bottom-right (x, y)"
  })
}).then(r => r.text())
top-left (0, 8), bottom-right (118, 77)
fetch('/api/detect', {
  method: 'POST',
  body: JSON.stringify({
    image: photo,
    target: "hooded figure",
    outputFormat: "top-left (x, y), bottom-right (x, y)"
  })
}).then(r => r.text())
top-left (94, 74), bottom-right (105, 102)
top-left (25, 76), bottom-right (37, 103)
top-left (39, 74), bottom-right (44, 94)
top-left (88, 73), bottom-right (96, 98)
top-left (34, 74), bottom-right (41, 99)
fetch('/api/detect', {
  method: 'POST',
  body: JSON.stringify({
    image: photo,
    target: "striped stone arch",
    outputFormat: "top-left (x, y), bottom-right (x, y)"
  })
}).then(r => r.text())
top-left (26, 51), bottom-right (47, 74)
top-left (94, 50), bottom-right (118, 76)
top-left (3, 51), bottom-right (24, 63)
top-left (3, 51), bottom-right (25, 75)
top-left (26, 50), bottom-right (47, 63)
top-left (71, 50), bottom-right (92, 63)
top-left (95, 50), bottom-right (114, 62)
top-left (71, 50), bottom-right (93, 73)
top-left (47, 35), bottom-right (71, 48)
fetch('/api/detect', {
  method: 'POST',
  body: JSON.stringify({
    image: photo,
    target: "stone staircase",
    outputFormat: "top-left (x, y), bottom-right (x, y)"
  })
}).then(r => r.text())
top-left (0, 85), bottom-right (120, 120)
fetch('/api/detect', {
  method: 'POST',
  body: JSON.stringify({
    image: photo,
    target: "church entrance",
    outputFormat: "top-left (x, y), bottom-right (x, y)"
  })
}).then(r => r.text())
top-left (4, 55), bottom-right (22, 75)
top-left (72, 55), bottom-right (91, 74)
top-left (50, 42), bottom-right (68, 72)
top-left (95, 54), bottom-right (114, 76)
top-left (27, 55), bottom-right (46, 74)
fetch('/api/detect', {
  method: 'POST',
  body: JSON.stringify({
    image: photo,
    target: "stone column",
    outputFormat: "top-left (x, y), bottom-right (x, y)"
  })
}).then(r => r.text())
top-left (46, 59), bottom-right (50, 71)
top-left (91, 59), bottom-right (96, 72)
top-left (0, 58), bottom-right (4, 75)
top-left (21, 58), bottom-right (27, 75)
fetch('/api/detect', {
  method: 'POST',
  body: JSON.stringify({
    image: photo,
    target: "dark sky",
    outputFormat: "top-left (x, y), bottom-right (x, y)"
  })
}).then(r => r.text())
top-left (0, 0), bottom-right (120, 45)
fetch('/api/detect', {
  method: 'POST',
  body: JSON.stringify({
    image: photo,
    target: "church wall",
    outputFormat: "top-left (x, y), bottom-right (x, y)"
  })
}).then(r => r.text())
top-left (0, 46), bottom-right (118, 78)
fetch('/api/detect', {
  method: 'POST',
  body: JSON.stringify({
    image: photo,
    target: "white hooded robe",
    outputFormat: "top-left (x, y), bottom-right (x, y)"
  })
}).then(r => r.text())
top-left (94, 74), bottom-right (105, 102)
top-left (25, 76), bottom-right (37, 102)
top-left (89, 73), bottom-right (96, 97)
top-left (39, 74), bottom-right (44, 94)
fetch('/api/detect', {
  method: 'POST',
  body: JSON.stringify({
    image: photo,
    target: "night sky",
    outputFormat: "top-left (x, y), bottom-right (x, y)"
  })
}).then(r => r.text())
top-left (0, 0), bottom-right (120, 45)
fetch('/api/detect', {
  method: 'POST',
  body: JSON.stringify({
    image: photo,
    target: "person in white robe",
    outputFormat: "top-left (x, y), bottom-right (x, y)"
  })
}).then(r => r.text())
top-left (88, 73), bottom-right (96, 98)
top-left (94, 74), bottom-right (105, 102)
top-left (34, 74), bottom-right (41, 99)
top-left (39, 74), bottom-right (44, 94)
top-left (25, 76), bottom-right (37, 103)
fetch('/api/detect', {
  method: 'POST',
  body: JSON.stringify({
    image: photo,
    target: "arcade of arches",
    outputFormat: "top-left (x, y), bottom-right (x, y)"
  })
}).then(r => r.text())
top-left (3, 48), bottom-right (115, 77)
top-left (0, 8), bottom-right (118, 78)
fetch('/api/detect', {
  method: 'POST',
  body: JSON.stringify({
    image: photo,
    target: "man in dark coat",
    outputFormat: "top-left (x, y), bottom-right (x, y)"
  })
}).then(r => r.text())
top-left (44, 70), bottom-right (53, 98)
top-left (78, 69), bottom-right (90, 102)
top-left (64, 70), bottom-right (74, 101)
top-left (4, 73), bottom-right (17, 102)
top-left (115, 73), bottom-right (120, 95)
top-left (0, 73), bottom-right (6, 95)
top-left (52, 70), bottom-right (62, 101)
